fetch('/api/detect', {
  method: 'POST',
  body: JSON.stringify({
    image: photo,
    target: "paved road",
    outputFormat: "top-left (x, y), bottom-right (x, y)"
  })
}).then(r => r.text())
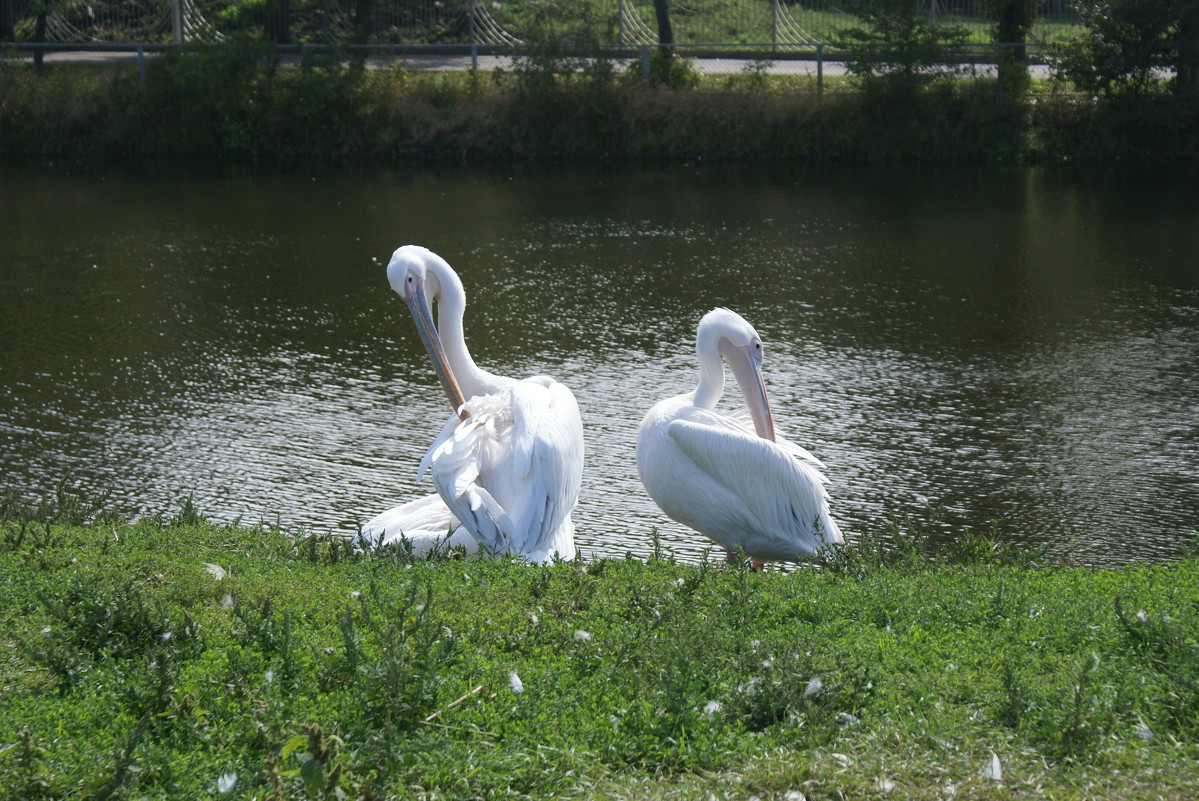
top-left (15, 46), bottom-right (1051, 79)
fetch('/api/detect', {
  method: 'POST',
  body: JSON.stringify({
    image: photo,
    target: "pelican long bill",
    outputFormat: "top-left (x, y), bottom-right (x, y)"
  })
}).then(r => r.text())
top-left (722, 340), bottom-right (776, 443)
top-left (404, 276), bottom-right (469, 420)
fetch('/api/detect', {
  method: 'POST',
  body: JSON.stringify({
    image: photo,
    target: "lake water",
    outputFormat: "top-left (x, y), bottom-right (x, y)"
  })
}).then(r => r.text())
top-left (1, 163), bottom-right (1196, 566)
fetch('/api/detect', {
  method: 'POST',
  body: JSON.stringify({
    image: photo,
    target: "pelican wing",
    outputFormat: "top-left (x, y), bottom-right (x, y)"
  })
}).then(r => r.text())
top-left (357, 494), bottom-right (479, 558)
top-left (724, 409), bottom-right (826, 469)
top-left (503, 376), bottom-right (584, 560)
top-left (423, 407), bottom-right (515, 556)
top-left (665, 415), bottom-right (842, 558)
top-left (423, 377), bottom-right (582, 562)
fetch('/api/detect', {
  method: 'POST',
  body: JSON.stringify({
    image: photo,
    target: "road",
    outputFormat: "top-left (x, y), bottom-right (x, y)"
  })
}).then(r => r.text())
top-left (10, 45), bottom-right (1052, 79)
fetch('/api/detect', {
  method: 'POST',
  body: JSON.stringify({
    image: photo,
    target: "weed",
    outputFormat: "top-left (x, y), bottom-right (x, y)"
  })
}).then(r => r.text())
top-left (636, 48), bottom-right (701, 89)
top-left (18, 574), bottom-right (199, 692)
top-left (0, 479), bottom-right (118, 527)
top-left (234, 597), bottom-right (300, 686)
top-left (324, 576), bottom-right (459, 735)
top-left (0, 730), bottom-right (53, 799)
top-left (730, 57), bottom-right (775, 92)
top-left (817, 503), bottom-right (942, 576)
top-left (939, 527), bottom-right (1052, 568)
top-left (294, 530), bottom-right (362, 565)
top-left (1114, 597), bottom-right (1199, 735)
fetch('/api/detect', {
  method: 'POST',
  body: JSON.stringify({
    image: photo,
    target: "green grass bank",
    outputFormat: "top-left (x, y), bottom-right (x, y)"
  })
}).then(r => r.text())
top-left (1, 492), bottom-right (1198, 800)
top-left (2, 47), bottom-right (1198, 166)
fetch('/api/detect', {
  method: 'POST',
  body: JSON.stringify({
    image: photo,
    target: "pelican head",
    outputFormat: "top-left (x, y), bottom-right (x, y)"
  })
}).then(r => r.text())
top-left (386, 245), bottom-right (468, 417)
top-left (694, 308), bottom-right (776, 443)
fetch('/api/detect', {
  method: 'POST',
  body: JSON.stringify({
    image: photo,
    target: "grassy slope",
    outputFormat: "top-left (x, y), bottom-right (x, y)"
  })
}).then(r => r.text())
top-left (1, 496), bottom-right (1197, 800)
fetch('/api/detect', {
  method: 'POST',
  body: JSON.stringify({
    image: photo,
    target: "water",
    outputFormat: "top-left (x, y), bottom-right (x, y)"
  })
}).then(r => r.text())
top-left (2, 163), bottom-right (1197, 565)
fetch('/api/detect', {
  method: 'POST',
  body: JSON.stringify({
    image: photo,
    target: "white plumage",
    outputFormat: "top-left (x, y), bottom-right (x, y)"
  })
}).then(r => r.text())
top-left (637, 308), bottom-right (842, 567)
top-left (360, 246), bottom-right (582, 563)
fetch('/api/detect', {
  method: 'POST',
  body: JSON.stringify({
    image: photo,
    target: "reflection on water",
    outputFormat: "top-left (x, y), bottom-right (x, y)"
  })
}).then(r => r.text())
top-left (1, 164), bottom-right (1197, 565)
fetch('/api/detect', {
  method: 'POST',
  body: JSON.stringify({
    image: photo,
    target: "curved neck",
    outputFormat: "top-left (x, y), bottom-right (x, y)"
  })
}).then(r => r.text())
top-left (428, 258), bottom-right (499, 398)
top-left (692, 327), bottom-right (726, 410)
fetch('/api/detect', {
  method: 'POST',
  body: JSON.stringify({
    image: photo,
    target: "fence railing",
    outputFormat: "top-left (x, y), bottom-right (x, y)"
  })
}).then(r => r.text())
top-left (2, 40), bottom-right (1062, 99)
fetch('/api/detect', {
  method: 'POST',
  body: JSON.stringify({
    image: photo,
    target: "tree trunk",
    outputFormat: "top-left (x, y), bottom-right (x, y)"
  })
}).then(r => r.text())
top-left (352, 0), bottom-right (373, 67)
top-left (996, 0), bottom-right (1030, 62)
top-left (993, 0), bottom-right (1035, 96)
top-left (33, 11), bottom-right (47, 74)
top-left (265, 0), bottom-right (291, 44)
top-left (0, 0), bottom-right (15, 43)
top-left (1177, 2), bottom-right (1199, 95)
top-left (353, 0), bottom-right (373, 44)
top-left (651, 0), bottom-right (673, 56)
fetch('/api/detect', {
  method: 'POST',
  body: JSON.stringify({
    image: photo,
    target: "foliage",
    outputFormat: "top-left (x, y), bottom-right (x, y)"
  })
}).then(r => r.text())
top-left (0, 52), bottom-right (1196, 164)
top-left (1057, 0), bottom-right (1199, 97)
top-left (636, 46), bottom-right (702, 89)
top-left (834, 0), bottom-right (973, 95)
top-left (501, 1), bottom-right (621, 95)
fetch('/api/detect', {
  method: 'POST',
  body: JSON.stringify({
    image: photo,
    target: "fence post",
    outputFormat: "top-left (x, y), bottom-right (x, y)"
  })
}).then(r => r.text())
top-left (816, 42), bottom-right (823, 94)
top-left (471, 41), bottom-right (478, 70)
top-left (137, 43), bottom-right (145, 85)
top-left (771, 0), bottom-right (778, 52)
top-left (170, 0), bottom-right (183, 44)
top-left (641, 44), bottom-right (649, 78)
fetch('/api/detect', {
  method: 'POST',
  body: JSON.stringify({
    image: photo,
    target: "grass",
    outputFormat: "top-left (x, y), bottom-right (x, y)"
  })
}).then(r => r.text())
top-left (1, 487), bottom-right (1198, 799)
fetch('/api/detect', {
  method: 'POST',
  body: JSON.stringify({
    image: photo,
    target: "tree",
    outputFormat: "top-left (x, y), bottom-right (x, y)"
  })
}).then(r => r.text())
top-left (1060, 0), bottom-right (1199, 97)
top-left (992, 0), bottom-right (1039, 96)
top-left (835, 0), bottom-right (971, 94)
top-left (641, 0), bottom-right (698, 87)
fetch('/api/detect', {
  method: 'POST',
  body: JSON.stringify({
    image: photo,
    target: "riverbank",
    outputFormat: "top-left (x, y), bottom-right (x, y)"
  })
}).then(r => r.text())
top-left (1, 46), bottom-right (1196, 165)
top-left (2, 493), bottom-right (1198, 799)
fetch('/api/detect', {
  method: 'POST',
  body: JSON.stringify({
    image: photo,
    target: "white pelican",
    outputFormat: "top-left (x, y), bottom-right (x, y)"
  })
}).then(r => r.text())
top-left (636, 308), bottom-right (842, 568)
top-left (360, 245), bottom-right (583, 563)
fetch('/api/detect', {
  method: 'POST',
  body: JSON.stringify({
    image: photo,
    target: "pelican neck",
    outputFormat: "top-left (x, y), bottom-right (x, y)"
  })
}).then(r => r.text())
top-left (692, 330), bottom-right (726, 410)
top-left (429, 262), bottom-right (501, 399)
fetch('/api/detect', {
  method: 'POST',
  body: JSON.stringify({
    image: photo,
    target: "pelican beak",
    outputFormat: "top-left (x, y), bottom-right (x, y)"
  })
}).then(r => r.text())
top-left (723, 341), bottom-right (776, 443)
top-left (403, 273), bottom-right (469, 420)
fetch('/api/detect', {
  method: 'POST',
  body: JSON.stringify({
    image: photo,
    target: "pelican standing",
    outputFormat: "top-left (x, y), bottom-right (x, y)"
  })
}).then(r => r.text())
top-left (636, 308), bottom-right (842, 568)
top-left (360, 246), bottom-right (583, 563)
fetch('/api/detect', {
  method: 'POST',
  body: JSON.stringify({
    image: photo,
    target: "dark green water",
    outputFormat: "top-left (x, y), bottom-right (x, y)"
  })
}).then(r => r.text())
top-left (2, 163), bottom-right (1196, 565)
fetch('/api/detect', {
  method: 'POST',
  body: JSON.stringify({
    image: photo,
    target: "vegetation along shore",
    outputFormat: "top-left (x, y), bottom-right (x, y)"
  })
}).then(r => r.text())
top-left (1, 490), bottom-right (1197, 799)
top-left (1, 29), bottom-right (1197, 167)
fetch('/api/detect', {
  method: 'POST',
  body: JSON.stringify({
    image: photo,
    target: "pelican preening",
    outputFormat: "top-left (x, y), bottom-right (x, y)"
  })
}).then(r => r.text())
top-left (636, 308), bottom-right (842, 568)
top-left (360, 247), bottom-right (841, 567)
top-left (360, 245), bottom-right (583, 563)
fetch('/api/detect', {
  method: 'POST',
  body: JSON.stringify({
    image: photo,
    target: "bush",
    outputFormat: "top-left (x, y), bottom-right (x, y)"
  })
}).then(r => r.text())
top-left (835, 0), bottom-right (972, 95)
top-left (1058, 0), bottom-right (1199, 97)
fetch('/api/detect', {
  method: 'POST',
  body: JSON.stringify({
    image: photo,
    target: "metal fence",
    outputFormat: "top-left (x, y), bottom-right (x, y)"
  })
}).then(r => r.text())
top-left (4, 0), bottom-right (1081, 48)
